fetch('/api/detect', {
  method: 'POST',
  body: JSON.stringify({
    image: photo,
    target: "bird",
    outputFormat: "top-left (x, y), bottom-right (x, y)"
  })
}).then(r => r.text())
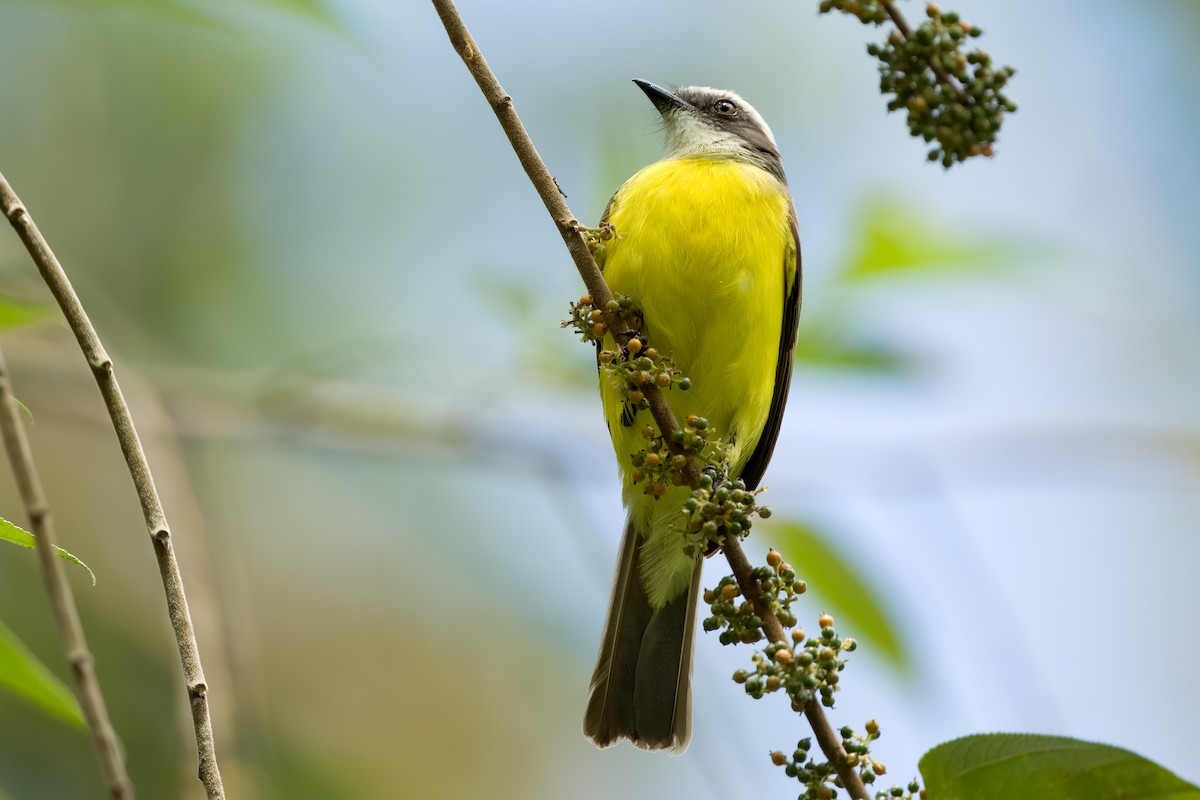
top-left (583, 79), bottom-right (801, 754)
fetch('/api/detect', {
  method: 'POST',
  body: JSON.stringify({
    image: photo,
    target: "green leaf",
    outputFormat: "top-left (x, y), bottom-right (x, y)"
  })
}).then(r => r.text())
top-left (0, 517), bottom-right (96, 587)
top-left (763, 518), bottom-right (907, 672)
top-left (0, 618), bottom-right (86, 730)
top-left (11, 397), bottom-right (32, 424)
top-left (921, 733), bottom-right (1200, 800)
top-left (841, 196), bottom-right (1024, 283)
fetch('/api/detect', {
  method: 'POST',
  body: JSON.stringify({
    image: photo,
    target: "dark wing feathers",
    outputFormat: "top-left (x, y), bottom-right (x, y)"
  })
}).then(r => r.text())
top-left (739, 201), bottom-right (801, 490)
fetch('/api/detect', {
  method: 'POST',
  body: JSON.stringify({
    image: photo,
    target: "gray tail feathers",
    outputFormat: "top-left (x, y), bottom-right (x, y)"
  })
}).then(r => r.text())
top-left (583, 518), bottom-right (703, 754)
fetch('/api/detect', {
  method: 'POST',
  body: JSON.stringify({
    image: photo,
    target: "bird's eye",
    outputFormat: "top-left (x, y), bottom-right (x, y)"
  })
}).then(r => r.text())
top-left (713, 99), bottom-right (738, 117)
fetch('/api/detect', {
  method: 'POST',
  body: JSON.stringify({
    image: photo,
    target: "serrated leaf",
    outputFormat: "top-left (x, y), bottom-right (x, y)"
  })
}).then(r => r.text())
top-left (0, 517), bottom-right (96, 587)
top-left (0, 618), bottom-right (85, 730)
top-left (841, 197), bottom-right (1023, 283)
top-left (763, 518), bottom-right (907, 672)
top-left (921, 733), bottom-right (1200, 800)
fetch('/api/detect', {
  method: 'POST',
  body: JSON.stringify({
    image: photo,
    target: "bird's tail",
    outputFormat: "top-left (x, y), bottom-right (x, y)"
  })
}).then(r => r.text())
top-left (583, 518), bottom-right (703, 754)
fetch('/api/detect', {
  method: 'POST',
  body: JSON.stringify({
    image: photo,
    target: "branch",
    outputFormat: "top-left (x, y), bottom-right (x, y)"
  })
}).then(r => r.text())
top-left (429, 2), bottom-right (865, 796)
top-left (0, 346), bottom-right (133, 798)
top-left (427, 0), bottom-right (702, 479)
top-left (0, 172), bottom-right (226, 800)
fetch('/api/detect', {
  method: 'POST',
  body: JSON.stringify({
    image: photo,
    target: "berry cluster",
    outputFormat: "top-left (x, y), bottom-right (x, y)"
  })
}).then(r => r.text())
top-left (734, 609), bottom-right (852, 712)
top-left (680, 474), bottom-right (769, 556)
top-left (704, 550), bottom-right (802, 646)
top-left (628, 415), bottom-right (714, 499)
top-left (565, 294), bottom-right (691, 393)
top-left (705, 553), bottom-right (856, 712)
top-left (819, 0), bottom-right (1016, 167)
top-left (818, 0), bottom-right (888, 24)
top-left (772, 721), bottom-right (922, 799)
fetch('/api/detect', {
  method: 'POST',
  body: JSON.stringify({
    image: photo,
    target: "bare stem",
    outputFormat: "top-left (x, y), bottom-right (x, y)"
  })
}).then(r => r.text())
top-left (0, 347), bottom-right (133, 797)
top-left (0, 172), bottom-right (225, 800)
top-left (430, 2), bottom-right (865, 795)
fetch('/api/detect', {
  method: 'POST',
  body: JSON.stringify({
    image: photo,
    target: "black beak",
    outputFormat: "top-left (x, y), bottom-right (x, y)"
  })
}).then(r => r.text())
top-left (633, 79), bottom-right (692, 114)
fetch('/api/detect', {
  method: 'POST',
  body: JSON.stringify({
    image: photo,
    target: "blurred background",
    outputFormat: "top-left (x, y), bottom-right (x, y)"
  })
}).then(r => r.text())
top-left (0, 0), bottom-right (1197, 797)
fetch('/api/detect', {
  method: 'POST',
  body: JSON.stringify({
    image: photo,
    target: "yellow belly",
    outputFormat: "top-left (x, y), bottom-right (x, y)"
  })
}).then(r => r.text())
top-left (599, 156), bottom-right (793, 607)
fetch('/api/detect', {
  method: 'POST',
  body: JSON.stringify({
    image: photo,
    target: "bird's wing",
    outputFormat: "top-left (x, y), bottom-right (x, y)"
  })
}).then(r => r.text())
top-left (738, 200), bottom-right (802, 490)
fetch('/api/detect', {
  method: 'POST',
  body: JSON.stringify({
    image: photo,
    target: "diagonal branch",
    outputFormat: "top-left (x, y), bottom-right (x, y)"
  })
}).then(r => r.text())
top-left (0, 172), bottom-right (226, 800)
top-left (430, 2), bottom-right (866, 796)
top-left (0, 346), bottom-right (133, 798)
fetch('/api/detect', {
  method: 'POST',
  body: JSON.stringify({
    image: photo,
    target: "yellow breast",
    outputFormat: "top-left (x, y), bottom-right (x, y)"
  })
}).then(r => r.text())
top-left (602, 156), bottom-right (792, 467)
top-left (598, 156), bottom-right (794, 607)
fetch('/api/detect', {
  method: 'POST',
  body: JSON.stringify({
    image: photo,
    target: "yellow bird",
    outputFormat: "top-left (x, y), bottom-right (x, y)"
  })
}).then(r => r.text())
top-left (584, 80), bottom-right (801, 753)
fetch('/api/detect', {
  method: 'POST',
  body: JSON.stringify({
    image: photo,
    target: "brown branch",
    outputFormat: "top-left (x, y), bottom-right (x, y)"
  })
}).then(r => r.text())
top-left (0, 347), bottom-right (133, 798)
top-left (0, 172), bottom-right (226, 800)
top-left (429, 0), bottom-right (696, 480)
top-left (430, 2), bottom-right (865, 796)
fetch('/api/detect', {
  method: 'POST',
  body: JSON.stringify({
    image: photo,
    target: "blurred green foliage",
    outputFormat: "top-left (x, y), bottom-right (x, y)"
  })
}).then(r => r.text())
top-left (0, 618), bottom-right (84, 730)
top-left (764, 518), bottom-right (906, 671)
top-left (0, 298), bottom-right (52, 333)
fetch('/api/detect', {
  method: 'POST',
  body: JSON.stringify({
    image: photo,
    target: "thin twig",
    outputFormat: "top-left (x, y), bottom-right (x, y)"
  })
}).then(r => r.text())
top-left (429, 0), bottom-right (695, 476)
top-left (0, 172), bottom-right (226, 800)
top-left (0, 346), bottom-right (133, 798)
top-left (429, 2), bottom-right (866, 795)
